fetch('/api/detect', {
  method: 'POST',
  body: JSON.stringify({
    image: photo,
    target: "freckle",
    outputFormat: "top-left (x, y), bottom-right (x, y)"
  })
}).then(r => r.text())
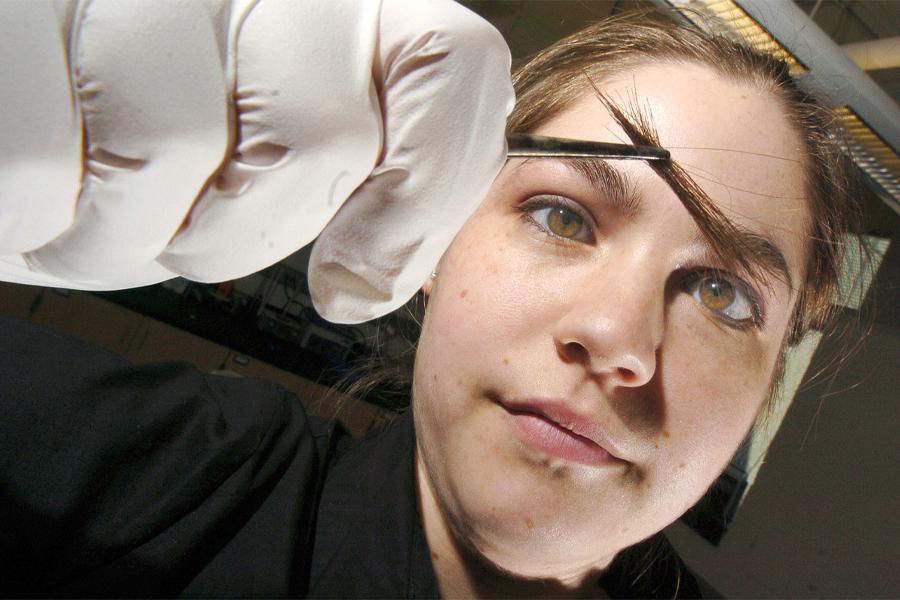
top-left (457, 377), bottom-right (464, 387)
top-left (430, 551), bottom-right (440, 561)
top-left (679, 462), bottom-right (686, 469)
top-left (622, 527), bottom-right (629, 533)
top-left (662, 430), bottom-right (670, 439)
top-left (502, 358), bottom-right (509, 366)
top-left (459, 288), bottom-right (468, 299)
top-left (525, 518), bottom-right (534, 530)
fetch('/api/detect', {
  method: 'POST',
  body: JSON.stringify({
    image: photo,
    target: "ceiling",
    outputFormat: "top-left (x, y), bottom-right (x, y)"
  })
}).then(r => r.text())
top-left (795, 0), bottom-right (900, 102)
top-left (463, 1), bottom-right (900, 103)
top-left (461, 0), bottom-right (900, 239)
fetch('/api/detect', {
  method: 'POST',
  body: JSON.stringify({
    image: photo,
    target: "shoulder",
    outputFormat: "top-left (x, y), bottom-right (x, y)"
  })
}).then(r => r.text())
top-left (0, 316), bottom-right (334, 596)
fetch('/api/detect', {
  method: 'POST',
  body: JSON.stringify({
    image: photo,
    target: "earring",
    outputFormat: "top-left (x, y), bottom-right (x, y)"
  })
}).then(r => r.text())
top-left (430, 270), bottom-right (438, 279)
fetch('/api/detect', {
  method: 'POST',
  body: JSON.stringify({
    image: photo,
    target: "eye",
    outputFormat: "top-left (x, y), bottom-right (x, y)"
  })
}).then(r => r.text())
top-left (519, 196), bottom-right (594, 243)
top-left (685, 271), bottom-right (763, 328)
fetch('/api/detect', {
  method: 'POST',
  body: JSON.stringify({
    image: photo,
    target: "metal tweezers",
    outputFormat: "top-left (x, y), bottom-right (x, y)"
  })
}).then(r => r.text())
top-left (507, 133), bottom-right (670, 161)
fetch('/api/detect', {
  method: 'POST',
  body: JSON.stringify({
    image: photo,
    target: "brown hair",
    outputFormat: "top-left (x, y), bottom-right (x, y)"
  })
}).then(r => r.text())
top-left (506, 11), bottom-right (864, 420)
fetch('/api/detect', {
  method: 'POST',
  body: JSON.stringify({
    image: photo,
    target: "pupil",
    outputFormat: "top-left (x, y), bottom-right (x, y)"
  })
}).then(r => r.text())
top-left (699, 277), bottom-right (735, 311)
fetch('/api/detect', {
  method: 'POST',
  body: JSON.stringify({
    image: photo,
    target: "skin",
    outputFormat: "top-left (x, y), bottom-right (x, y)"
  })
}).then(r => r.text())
top-left (414, 61), bottom-right (810, 597)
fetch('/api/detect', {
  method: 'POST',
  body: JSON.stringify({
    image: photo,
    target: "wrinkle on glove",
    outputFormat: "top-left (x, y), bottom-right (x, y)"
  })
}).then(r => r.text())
top-left (25, 0), bottom-right (237, 286)
top-left (0, 0), bottom-right (513, 323)
top-left (309, 0), bottom-right (513, 323)
top-left (0, 1), bottom-right (81, 254)
top-left (158, 0), bottom-right (384, 288)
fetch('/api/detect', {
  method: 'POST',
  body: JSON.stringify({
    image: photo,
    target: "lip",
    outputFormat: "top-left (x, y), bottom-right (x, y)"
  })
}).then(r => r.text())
top-left (499, 399), bottom-right (627, 467)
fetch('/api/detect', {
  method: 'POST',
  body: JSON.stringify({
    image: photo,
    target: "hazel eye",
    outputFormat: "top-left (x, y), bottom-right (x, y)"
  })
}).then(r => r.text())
top-left (546, 208), bottom-right (583, 238)
top-left (521, 196), bottom-right (593, 242)
top-left (687, 272), bottom-right (761, 326)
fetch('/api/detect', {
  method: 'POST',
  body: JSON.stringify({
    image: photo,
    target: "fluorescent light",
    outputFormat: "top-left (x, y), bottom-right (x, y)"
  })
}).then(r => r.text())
top-left (835, 106), bottom-right (900, 209)
top-left (666, 0), bottom-right (806, 73)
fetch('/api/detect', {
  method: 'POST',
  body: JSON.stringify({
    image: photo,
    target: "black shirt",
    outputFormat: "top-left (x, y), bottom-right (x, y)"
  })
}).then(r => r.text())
top-left (0, 317), bottom-right (700, 598)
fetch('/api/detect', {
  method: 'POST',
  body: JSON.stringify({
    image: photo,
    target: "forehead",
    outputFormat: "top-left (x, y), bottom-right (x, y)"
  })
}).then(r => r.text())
top-left (531, 61), bottom-right (810, 273)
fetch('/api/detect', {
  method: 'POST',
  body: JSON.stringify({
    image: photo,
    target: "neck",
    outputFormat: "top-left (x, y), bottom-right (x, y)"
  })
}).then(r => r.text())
top-left (415, 452), bottom-right (610, 599)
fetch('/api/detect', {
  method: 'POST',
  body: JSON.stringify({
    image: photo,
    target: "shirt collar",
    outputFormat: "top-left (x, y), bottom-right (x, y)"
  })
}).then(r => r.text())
top-left (308, 410), bottom-right (438, 598)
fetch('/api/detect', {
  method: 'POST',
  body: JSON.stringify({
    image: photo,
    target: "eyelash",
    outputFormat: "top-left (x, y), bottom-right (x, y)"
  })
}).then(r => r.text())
top-left (517, 195), bottom-right (766, 331)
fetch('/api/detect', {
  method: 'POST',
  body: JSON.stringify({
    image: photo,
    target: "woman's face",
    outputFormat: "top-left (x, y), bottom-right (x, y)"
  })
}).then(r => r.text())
top-left (413, 61), bottom-right (809, 581)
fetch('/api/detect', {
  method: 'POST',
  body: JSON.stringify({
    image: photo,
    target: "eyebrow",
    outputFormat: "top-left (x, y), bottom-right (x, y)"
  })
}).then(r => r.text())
top-left (691, 226), bottom-right (794, 292)
top-left (566, 158), bottom-right (642, 219)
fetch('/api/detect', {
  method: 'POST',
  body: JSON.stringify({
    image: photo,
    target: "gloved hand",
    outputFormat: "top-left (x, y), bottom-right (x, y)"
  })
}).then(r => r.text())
top-left (0, 0), bottom-right (513, 323)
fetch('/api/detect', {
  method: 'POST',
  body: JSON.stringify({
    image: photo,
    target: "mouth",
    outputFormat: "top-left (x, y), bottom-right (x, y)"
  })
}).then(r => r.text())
top-left (498, 399), bottom-right (627, 467)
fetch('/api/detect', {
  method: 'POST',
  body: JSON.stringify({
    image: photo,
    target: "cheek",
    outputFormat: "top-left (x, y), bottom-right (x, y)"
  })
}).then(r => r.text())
top-left (426, 215), bottom-right (550, 346)
top-left (413, 217), bottom-right (514, 419)
top-left (656, 303), bottom-right (777, 483)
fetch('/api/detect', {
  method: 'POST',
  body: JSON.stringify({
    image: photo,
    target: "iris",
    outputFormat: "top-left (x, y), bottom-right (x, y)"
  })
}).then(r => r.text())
top-left (547, 207), bottom-right (583, 239)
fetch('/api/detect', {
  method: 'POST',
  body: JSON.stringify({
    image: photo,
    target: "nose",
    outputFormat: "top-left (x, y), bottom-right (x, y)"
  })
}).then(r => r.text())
top-left (552, 268), bottom-right (663, 388)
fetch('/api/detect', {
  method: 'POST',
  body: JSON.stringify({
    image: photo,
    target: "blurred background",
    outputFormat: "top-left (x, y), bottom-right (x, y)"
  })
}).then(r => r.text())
top-left (2, 1), bottom-right (897, 597)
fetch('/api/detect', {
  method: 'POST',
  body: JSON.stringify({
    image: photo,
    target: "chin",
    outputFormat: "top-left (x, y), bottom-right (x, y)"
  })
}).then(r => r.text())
top-left (448, 486), bottom-right (621, 580)
top-left (467, 528), bottom-right (618, 584)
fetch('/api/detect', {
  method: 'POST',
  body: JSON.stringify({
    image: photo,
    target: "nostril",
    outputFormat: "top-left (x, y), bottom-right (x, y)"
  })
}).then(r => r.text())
top-left (562, 341), bottom-right (590, 364)
top-left (616, 367), bottom-right (637, 382)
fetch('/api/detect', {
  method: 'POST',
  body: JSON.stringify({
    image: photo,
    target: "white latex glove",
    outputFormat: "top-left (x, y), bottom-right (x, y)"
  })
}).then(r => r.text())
top-left (0, 0), bottom-right (513, 323)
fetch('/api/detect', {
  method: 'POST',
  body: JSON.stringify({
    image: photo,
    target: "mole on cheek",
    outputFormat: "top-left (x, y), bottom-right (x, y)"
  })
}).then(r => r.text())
top-left (459, 288), bottom-right (468, 299)
top-left (525, 517), bottom-right (534, 530)
top-left (502, 358), bottom-right (510, 366)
